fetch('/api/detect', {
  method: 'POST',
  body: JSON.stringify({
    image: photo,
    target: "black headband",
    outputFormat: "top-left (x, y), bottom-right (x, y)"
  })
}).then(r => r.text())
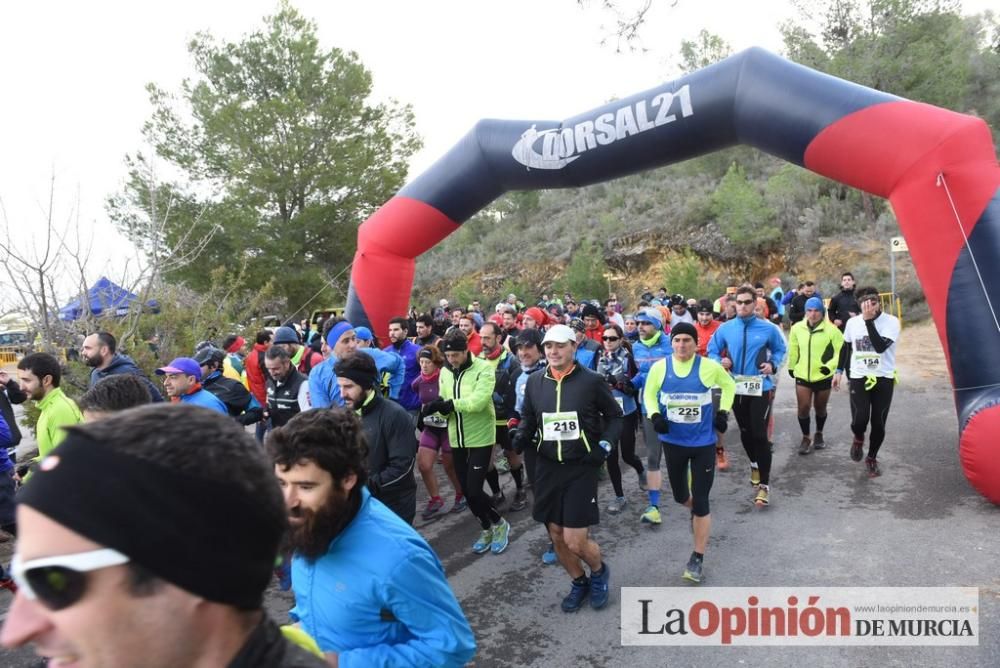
top-left (337, 367), bottom-right (376, 389)
top-left (18, 430), bottom-right (284, 609)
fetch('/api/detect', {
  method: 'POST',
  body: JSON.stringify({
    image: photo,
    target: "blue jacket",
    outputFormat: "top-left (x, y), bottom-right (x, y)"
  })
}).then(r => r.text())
top-left (308, 357), bottom-right (345, 409)
top-left (384, 340), bottom-right (422, 410)
top-left (360, 347), bottom-right (405, 402)
top-left (0, 411), bottom-right (12, 473)
top-left (707, 315), bottom-right (787, 393)
top-left (90, 353), bottom-right (164, 402)
top-left (291, 488), bottom-right (476, 667)
top-left (178, 387), bottom-right (229, 414)
top-left (632, 331), bottom-right (672, 415)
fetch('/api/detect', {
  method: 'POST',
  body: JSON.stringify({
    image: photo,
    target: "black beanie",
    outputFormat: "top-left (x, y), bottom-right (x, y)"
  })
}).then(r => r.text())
top-left (671, 322), bottom-right (699, 344)
top-left (18, 430), bottom-right (283, 609)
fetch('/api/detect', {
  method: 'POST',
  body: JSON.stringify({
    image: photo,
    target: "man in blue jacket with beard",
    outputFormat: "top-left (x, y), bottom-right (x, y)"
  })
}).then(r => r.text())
top-left (271, 409), bottom-right (475, 667)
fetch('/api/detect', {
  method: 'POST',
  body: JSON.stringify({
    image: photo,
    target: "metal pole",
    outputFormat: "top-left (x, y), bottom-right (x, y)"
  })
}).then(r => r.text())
top-left (890, 246), bottom-right (896, 302)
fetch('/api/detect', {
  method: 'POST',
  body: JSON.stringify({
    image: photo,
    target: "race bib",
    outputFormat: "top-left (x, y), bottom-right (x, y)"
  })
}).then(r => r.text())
top-left (542, 411), bottom-right (581, 441)
top-left (660, 391), bottom-right (709, 423)
top-left (734, 374), bottom-right (764, 396)
top-left (423, 413), bottom-right (448, 428)
top-left (854, 352), bottom-right (881, 372)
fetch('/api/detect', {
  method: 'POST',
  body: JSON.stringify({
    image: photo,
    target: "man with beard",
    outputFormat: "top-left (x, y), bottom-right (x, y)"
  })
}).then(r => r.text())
top-left (270, 409), bottom-right (476, 667)
top-left (16, 353), bottom-right (82, 469)
top-left (334, 353), bottom-right (417, 524)
top-left (309, 318), bottom-right (359, 409)
top-left (80, 331), bottom-right (163, 402)
top-left (412, 314), bottom-right (441, 349)
top-left (265, 346), bottom-right (311, 429)
top-left (384, 317), bottom-right (423, 414)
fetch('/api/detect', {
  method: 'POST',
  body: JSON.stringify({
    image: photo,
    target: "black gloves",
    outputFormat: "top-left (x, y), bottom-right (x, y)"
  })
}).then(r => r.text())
top-left (650, 413), bottom-right (669, 434)
top-left (583, 441), bottom-right (612, 467)
top-left (714, 410), bottom-right (729, 434)
top-left (426, 398), bottom-right (454, 415)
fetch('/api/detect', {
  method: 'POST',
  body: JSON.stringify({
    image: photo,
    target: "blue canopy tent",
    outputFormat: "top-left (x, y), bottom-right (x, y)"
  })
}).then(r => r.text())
top-left (58, 277), bottom-right (159, 321)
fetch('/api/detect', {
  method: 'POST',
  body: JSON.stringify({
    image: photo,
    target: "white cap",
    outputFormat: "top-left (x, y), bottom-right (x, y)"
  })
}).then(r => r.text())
top-left (542, 324), bottom-right (576, 344)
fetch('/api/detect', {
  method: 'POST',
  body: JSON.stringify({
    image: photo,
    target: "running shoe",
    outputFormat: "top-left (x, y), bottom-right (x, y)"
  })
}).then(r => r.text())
top-left (421, 497), bottom-right (444, 520)
top-left (812, 432), bottom-right (826, 449)
top-left (850, 436), bottom-right (864, 462)
top-left (491, 518), bottom-right (511, 554)
top-left (865, 457), bottom-right (882, 478)
top-left (640, 505), bottom-right (662, 525)
top-left (716, 448), bottom-right (729, 471)
top-left (637, 469), bottom-right (648, 491)
top-left (750, 467), bottom-right (761, 488)
top-left (491, 490), bottom-right (506, 508)
top-left (607, 496), bottom-right (627, 515)
top-left (510, 488), bottom-right (528, 512)
top-left (542, 544), bottom-right (558, 565)
top-left (495, 455), bottom-right (510, 474)
top-left (590, 562), bottom-right (611, 609)
top-left (472, 529), bottom-right (493, 554)
top-left (561, 578), bottom-right (590, 612)
top-left (798, 435), bottom-right (812, 455)
top-left (754, 484), bottom-right (770, 507)
top-left (682, 554), bottom-right (703, 583)
top-left (451, 496), bottom-right (468, 513)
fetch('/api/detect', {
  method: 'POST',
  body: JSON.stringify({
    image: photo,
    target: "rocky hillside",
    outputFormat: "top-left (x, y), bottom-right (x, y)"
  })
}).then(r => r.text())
top-left (412, 150), bottom-right (927, 319)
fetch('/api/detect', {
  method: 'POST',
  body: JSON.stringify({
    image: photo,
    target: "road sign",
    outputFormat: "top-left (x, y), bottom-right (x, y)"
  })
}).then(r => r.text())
top-left (891, 236), bottom-right (909, 253)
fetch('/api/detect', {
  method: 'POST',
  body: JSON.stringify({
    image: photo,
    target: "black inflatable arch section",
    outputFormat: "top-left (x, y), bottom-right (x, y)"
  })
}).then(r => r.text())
top-left (346, 48), bottom-right (1000, 503)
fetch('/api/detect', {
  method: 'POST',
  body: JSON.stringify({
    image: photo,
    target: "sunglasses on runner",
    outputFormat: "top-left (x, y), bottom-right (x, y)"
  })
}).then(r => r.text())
top-left (735, 299), bottom-right (754, 305)
top-left (11, 548), bottom-right (130, 611)
top-left (602, 336), bottom-right (620, 341)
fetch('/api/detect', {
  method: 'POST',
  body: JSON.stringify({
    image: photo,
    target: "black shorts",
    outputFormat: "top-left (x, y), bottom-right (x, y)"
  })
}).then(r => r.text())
top-left (532, 457), bottom-right (600, 528)
top-left (795, 377), bottom-right (833, 392)
top-left (495, 425), bottom-right (511, 451)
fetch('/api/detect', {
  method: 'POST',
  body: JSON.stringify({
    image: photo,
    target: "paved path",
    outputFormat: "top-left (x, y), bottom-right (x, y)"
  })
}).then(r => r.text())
top-left (1, 342), bottom-right (997, 666)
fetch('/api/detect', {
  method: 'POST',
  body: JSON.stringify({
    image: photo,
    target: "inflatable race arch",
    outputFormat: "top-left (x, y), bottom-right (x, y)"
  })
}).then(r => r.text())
top-left (345, 48), bottom-right (1000, 504)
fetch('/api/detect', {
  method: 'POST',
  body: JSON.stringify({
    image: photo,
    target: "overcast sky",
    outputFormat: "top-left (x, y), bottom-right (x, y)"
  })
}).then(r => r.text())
top-left (0, 0), bottom-right (994, 291)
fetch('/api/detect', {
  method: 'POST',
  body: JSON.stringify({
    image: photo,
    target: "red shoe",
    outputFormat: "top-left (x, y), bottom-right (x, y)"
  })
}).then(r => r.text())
top-left (715, 448), bottom-right (729, 471)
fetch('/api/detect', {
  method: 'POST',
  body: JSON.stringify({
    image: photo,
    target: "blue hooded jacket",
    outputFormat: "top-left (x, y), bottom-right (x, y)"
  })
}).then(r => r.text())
top-left (290, 488), bottom-right (476, 667)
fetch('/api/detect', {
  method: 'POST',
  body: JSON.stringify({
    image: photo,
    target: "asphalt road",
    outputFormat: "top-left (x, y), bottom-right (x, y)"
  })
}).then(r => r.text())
top-left (2, 351), bottom-right (998, 667)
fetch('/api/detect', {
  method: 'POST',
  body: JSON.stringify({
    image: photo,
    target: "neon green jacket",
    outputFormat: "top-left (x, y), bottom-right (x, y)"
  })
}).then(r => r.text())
top-left (439, 356), bottom-right (496, 448)
top-left (788, 319), bottom-right (844, 383)
top-left (35, 387), bottom-right (83, 460)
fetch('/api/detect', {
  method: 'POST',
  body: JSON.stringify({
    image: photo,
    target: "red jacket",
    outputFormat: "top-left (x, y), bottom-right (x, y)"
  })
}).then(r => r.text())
top-left (466, 330), bottom-right (483, 357)
top-left (584, 326), bottom-right (603, 344)
top-left (245, 342), bottom-right (270, 405)
top-left (695, 320), bottom-right (722, 357)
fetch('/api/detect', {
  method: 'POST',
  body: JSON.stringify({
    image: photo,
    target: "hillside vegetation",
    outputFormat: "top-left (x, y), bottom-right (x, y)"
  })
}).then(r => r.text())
top-left (412, 3), bottom-right (999, 317)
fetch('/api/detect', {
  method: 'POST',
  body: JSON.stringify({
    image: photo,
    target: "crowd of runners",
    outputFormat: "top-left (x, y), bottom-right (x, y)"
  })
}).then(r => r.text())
top-left (0, 271), bottom-right (903, 666)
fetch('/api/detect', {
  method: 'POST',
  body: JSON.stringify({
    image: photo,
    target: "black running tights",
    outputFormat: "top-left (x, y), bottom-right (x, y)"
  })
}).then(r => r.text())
top-left (452, 447), bottom-right (502, 529)
top-left (607, 411), bottom-right (645, 497)
top-left (733, 394), bottom-right (772, 485)
top-left (849, 376), bottom-right (894, 459)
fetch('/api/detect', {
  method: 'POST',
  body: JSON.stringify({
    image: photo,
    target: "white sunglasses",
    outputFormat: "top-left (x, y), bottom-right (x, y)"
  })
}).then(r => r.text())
top-left (11, 548), bottom-right (130, 610)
